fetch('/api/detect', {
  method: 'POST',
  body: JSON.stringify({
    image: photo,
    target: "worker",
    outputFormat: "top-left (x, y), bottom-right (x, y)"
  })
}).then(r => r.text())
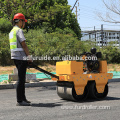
top-left (9, 13), bottom-right (32, 106)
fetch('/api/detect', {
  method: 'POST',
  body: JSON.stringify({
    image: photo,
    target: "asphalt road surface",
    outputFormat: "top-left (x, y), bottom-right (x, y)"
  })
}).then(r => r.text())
top-left (0, 82), bottom-right (120, 120)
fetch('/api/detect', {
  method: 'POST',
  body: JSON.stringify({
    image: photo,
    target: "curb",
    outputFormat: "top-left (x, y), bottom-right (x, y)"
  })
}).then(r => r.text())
top-left (0, 84), bottom-right (14, 89)
top-left (0, 81), bottom-right (57, 90)
top-left (0, 79), bottom-right (120, 90)
top-left (108, 78), bottom-right (120, 83)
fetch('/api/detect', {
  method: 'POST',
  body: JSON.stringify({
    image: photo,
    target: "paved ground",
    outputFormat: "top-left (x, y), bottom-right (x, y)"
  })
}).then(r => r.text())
top-left (0, 82), bottom-right (120, 120)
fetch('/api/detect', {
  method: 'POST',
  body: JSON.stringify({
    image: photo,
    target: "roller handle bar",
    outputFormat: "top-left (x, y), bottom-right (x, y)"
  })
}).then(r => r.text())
top-left (28, 63), bottom-right (59, 79)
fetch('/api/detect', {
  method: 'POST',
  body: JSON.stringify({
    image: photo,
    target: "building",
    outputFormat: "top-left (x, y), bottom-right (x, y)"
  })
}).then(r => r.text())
top-left (81, 30), bottom-right (120, 47)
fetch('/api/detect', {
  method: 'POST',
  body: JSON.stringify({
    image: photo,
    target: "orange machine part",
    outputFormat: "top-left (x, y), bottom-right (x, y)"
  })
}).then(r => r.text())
top-left (52, 60), bottom-right (113, 95)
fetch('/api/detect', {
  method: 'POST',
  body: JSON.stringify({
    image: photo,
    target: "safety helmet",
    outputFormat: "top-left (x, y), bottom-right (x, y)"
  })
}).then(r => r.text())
top-left (13, 13), bottom-right (27, 22)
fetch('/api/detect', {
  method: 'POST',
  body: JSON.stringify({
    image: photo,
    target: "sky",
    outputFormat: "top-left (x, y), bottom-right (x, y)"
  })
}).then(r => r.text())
top-left (67, 0), bottom-right (120, 31)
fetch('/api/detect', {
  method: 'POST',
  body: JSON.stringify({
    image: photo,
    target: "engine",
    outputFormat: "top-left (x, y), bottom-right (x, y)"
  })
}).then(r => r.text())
top-left (81, 48), bottom-right (102, 73)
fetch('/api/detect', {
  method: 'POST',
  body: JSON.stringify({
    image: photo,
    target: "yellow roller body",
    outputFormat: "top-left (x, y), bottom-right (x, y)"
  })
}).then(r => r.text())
top-left (52, 60), bottom-right (113, 96)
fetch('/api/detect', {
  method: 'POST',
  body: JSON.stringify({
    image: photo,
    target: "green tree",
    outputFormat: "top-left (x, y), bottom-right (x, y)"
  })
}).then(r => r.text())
top-left (0, 0), bottom-right (81, 39)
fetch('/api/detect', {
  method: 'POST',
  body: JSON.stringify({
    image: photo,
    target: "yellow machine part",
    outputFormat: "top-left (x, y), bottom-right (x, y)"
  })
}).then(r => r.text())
top-left (99, 61), bottom-right (107, 73)
top-left (52, 60), bottom-right (113, 95)
top-left (56, 61), bottom-right (83, 75)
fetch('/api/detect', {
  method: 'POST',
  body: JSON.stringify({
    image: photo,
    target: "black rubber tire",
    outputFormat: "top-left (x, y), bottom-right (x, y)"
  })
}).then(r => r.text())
top-left (88, 82), bottom-right (108, 99)
top-left (72, 85), bottom-right (88, 101)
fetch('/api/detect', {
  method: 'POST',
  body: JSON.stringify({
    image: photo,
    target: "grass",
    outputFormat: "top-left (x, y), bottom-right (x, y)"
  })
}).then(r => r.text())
top-left (0, 70), bottom-right (13, 74)
top-left (107, 64), bottom-right (120, 71)
top-left (8, 77), bottom-right (13, 83)
top-left (0, 64), bottom-right (120, 75)
top-left (3, 81), bottom-right (7, 84)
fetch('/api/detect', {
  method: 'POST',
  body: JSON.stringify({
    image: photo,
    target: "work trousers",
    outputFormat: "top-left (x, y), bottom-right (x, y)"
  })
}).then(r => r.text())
top-left (14, 59), bottom-right (28, 102)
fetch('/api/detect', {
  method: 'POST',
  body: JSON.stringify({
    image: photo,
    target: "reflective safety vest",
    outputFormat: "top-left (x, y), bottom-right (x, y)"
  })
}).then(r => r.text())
top-left (9, 26), bottom-right (24, 52)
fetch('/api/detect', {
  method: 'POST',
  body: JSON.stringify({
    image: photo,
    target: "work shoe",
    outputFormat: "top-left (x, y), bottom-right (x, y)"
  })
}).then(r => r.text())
top-left (23, 99), bottom-right (31, 103)
top-left (16, 101), bottom-right (30, 106)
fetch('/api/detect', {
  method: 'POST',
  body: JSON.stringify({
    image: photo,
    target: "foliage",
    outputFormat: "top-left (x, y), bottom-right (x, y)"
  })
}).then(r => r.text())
top-left (101, 46), bottom-right (120, 63)
top-left (0, 29), bottom-right (90, 65)
top-left (0, 29), bottom-right (120, 65)
top-left (25, 29), bottom-right (83, 64)
top-left (0, 18), bottom-right (12, 33)
top-left (23, 29), bottom-right (120, 64)
top-left (0, 0), bottom-right (81, 39)
top-left (0, 33), bottom-right (12, 66)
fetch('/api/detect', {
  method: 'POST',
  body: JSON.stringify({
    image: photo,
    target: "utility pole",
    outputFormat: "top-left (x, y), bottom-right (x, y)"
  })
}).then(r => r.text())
top-left (101, 24), bottom-right (104, 47)
top-left (119, 31), bottom-right (120, 49)
top-left (75, 6), bottom-right (77, 20)
top-left (94, 26), bottom-right (96, 42)
top-left (89, 32), bottom-right (91, 40)
top-left (94, 26), bottom-right (97, 46)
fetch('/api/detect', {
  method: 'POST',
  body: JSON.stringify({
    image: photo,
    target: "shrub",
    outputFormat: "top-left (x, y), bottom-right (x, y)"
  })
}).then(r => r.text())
top-left (101, 46), bottom-right (120, 63)
top-left (0, 18), bottom-right (12, 33)
top-left (0, 33), bottom-right (12, 66)
top-left (1, 28), bottom-right (120, 66)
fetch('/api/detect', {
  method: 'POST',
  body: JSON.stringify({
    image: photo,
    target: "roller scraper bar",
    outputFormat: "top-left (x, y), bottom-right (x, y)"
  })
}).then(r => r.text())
top-left (27, 62), bottom-right (59, 80)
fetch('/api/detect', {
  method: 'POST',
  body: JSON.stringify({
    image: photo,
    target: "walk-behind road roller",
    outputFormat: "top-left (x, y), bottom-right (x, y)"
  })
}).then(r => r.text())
top-left (29, 48), bottom-right (113, 101)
